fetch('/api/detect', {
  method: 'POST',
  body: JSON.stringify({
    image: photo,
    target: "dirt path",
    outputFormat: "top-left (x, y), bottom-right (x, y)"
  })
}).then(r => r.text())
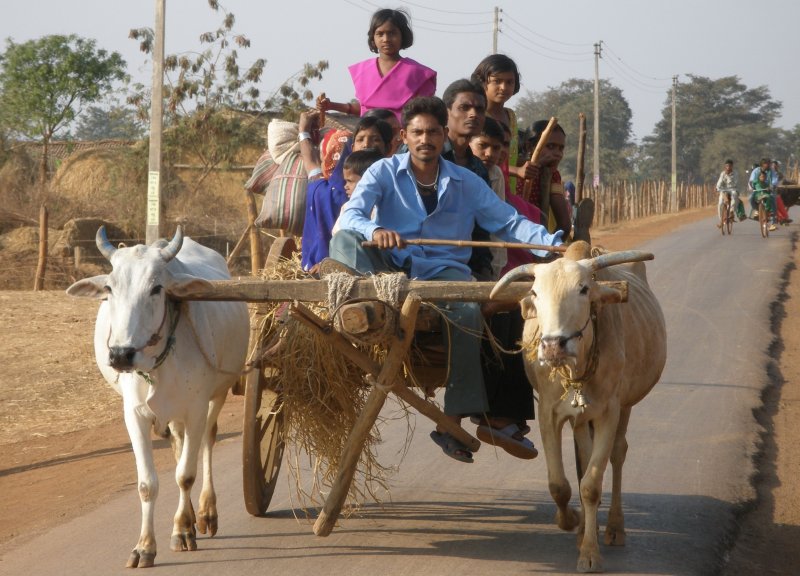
top-left (0, 208), bottom-right (797, 574)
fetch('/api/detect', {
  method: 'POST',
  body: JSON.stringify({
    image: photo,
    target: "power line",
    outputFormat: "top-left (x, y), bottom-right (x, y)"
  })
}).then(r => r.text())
top-left (602, 41), bottom-right (672, 82)
top-left (501, 9), bottom-right (593, 49)
top-left (502, 20), bottom-right (591, 57)
top-left (413, 16), bottom-right (493, 28)
top-left (399, 0), bottom-right (494, 15)
top-left (499, 31), bottom-right (593, 64)
top-left (601, 55), bottom-right (670, 94)
top-left (415, 23), bottom-right (491, 35)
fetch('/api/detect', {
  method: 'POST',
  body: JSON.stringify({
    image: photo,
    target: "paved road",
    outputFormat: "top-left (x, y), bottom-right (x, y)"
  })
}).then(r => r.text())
top-left (1, 217), bottom-right (793, 575)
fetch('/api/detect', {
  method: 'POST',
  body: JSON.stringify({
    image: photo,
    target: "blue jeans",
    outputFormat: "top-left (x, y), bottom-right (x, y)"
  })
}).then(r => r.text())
top-left (329, 229), bottom-right (488, 416)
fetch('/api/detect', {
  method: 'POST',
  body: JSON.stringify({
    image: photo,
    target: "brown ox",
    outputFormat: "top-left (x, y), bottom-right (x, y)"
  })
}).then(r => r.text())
top-left (490, 242), bottom-right (667, 573)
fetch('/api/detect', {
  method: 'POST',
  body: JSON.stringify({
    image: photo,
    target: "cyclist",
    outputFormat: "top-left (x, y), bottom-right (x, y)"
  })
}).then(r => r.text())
top-left (715, 159), bottom-right (742, 226)
top-left (752, 169), bottom-right (777, 231)
top-left (748, 157), bottom-right (777, 229)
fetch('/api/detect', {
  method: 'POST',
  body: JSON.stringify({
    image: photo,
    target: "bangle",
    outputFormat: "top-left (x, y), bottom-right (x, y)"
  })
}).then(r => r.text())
top-left (298, 131), bottom-right (311, 142)
top-left (308, 167), bottom-right (322, 179)
top-left (348, 103), bottom-right (357, 115)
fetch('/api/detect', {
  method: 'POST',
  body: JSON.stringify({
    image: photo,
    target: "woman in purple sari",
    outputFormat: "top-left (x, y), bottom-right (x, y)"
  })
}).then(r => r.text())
top-left (317, 8), bottom-right (436, 122)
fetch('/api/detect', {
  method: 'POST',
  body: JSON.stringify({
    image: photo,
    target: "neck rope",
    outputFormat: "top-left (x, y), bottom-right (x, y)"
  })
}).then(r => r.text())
top-left (106, 299), bottom-right (182, 383)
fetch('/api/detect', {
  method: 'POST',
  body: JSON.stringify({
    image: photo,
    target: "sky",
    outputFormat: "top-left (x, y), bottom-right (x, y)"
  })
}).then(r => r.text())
top-left (2, 0), bottom-right (798, 142)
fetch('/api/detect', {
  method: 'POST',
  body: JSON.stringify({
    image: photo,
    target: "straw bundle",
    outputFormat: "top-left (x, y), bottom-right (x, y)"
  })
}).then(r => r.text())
top-left (257, 253), bottom-right (408, 514)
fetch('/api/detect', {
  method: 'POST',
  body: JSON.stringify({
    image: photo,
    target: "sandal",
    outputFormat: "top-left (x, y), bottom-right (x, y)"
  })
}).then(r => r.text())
top-left (476, 424), bottom-right (538, 460)
top-left (429, 431), bottom-right (474, 463)
top-left (469, 415), bottom-right (531, 436)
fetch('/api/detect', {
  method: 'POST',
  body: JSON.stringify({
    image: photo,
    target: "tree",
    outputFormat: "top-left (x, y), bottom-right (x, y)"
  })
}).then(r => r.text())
top-left (0, 34), bottom-right (127, 184)
top-left (128, 0), bottom-right (328, 192)
top-left (515, 78), bottom-right (634, 182)
top-left (74, 101), bottom-right (146, 141)
top-left (699, 124), bottom-right (785, 183)
top-left (640, 75), bottom-right (782, 183)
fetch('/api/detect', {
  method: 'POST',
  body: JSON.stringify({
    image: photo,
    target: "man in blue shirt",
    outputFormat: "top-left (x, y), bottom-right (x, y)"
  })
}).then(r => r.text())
top-left (329, 96), bottom-right (562, 463)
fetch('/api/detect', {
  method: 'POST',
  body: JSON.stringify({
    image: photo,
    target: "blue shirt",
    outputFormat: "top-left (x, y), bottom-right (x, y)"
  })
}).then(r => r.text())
top-left (337, 152), bottom-right (563, 280)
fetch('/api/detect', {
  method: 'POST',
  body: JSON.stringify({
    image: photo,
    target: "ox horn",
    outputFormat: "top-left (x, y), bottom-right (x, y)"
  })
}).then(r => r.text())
top-left (96, 226), bottom-right (117, 261)
top-left (582, 250), bottom-right (654, 271)
top-left (489, 263), bottom-right (537, 299)
top-left (159, 226), bottom-right (184, 262)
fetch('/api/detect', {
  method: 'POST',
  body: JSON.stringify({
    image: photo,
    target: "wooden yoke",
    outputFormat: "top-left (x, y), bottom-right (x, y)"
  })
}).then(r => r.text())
top-left (521, 116), bottom-right (558, 204)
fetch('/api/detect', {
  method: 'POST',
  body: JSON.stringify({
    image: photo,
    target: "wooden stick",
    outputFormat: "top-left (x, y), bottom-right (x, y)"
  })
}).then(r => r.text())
top-left (290, 303), bottom-right (481, 448)
top-left (361, 238), bottom-right (567, 252)
top-left (313, 293), bottom-right (422, 537)
top-left (576, 113), bottom-right (587, 203)
top-left (522, 116), bottom-right (558, 203)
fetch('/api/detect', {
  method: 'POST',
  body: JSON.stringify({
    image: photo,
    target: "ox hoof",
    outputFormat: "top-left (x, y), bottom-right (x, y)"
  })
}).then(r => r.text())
top-left (577, 551), bottom-right (604, 573)
top-left (170, 531), bottom-right (197, 552)
top-left (604, 526), bottom-right (626, 546)
top-left (197, 511), bottom-right (218, 536)
top-left (126, 548), bottom-right (156, 568)
top-left (556, 506), bottom-right (581, 531)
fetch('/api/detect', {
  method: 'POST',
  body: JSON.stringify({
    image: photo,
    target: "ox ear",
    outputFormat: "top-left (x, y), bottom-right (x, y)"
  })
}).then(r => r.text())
top-left (166, 273), bottom-right (214, 300)
top-left (66, 275), bottom-right (109, 300)
top-left (520, 294), bottom-right (537, 319)
top-left (595, 283), bottom-right (625, 305)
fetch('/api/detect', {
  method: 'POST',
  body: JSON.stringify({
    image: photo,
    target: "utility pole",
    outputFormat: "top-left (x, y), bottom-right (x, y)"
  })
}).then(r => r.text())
top-left (146, 0), bottom-right (166, 244)
top-left (592, 41), bottom-right (601, 188)
top-left (492, 7), bottom-right (501, 54)
top-left (671, 75), bottom-right (678, 212)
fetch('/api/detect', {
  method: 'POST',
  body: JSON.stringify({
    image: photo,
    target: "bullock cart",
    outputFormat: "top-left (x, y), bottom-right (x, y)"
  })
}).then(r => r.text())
top-left (179, 238), bottom-right (629, 537)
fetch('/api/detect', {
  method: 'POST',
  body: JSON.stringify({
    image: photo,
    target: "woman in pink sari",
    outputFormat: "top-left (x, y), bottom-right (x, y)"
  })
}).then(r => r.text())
top-left (317, 8), bottom-right (436, 122)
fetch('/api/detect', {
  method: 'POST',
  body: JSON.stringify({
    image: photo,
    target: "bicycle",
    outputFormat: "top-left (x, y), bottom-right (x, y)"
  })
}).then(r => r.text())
top-left (718, 191), bottom-right (735, 235)
top-left (756, 193), bottom-right (774, 238)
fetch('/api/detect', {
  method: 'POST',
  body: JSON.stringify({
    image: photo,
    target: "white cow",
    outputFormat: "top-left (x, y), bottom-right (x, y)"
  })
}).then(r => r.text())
top-left (491, 241), bottom-right (667, 573)
top-left (67, 226), bottom-right (249, 568)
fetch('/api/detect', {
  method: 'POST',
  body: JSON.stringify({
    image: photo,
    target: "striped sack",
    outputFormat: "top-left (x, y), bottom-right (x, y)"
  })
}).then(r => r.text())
top-left (255, 151), bottom-right (308, 236)
top-left (244, 149), bottom-right (278, 194)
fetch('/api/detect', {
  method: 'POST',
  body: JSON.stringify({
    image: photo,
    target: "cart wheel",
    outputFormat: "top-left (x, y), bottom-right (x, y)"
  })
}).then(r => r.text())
top-left (242, 365), bottom-right (285, 516)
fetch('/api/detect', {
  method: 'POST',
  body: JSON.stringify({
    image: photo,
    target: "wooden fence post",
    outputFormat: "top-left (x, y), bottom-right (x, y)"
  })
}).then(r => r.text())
top-left (33, 204), bottom-right (48, 291)
top-left (74, 246), bottom-right (82, 272)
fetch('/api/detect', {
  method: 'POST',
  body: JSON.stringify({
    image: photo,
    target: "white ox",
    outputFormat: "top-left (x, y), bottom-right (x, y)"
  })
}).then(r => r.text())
top-left (491, 241), bottom-right (666, 573)
top-left (67, 227), bottom-right (249, 568)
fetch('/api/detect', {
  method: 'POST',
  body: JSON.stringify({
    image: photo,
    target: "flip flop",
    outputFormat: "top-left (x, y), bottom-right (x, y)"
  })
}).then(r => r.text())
top-left (429, 431), bottom-right (474, 463)
top-left (476, 424), bottom-right (539, 460)
top-left (469, 415), bottom-right (531, 436)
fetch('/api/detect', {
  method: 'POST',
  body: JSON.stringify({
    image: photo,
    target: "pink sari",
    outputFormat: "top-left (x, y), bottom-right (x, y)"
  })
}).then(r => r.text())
top-left (348, 57), bottom-right (436, 121)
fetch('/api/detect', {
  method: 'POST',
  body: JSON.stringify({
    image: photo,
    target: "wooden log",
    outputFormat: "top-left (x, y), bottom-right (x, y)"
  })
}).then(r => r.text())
top-left (175, 278), bottom-right (629, 304)
top-left (290, 303), bottom-right (480, 449)
top-left (575, 112), bottom-right (587, 203)
top-left (521, 116), bottom-right (558, 203)
top-left (33, 204), bottom-right (48, 291)
top-left (226, 225), bottom-right (250, 265)
top-left (313, 293), bottom-right (422, 537)
top-left (244, 189), bottom-right (264, 274)
top-left (338, 301), bottom-right (386, 334)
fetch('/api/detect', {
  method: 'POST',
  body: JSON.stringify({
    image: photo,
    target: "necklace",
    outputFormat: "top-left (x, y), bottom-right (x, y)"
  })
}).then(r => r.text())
top-left (414, 165), bottom-right (439, 194)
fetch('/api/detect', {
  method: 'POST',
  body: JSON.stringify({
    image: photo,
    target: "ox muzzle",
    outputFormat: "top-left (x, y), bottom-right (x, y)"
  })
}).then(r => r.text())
top-left (108, 346), bottom-right (138, 371)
